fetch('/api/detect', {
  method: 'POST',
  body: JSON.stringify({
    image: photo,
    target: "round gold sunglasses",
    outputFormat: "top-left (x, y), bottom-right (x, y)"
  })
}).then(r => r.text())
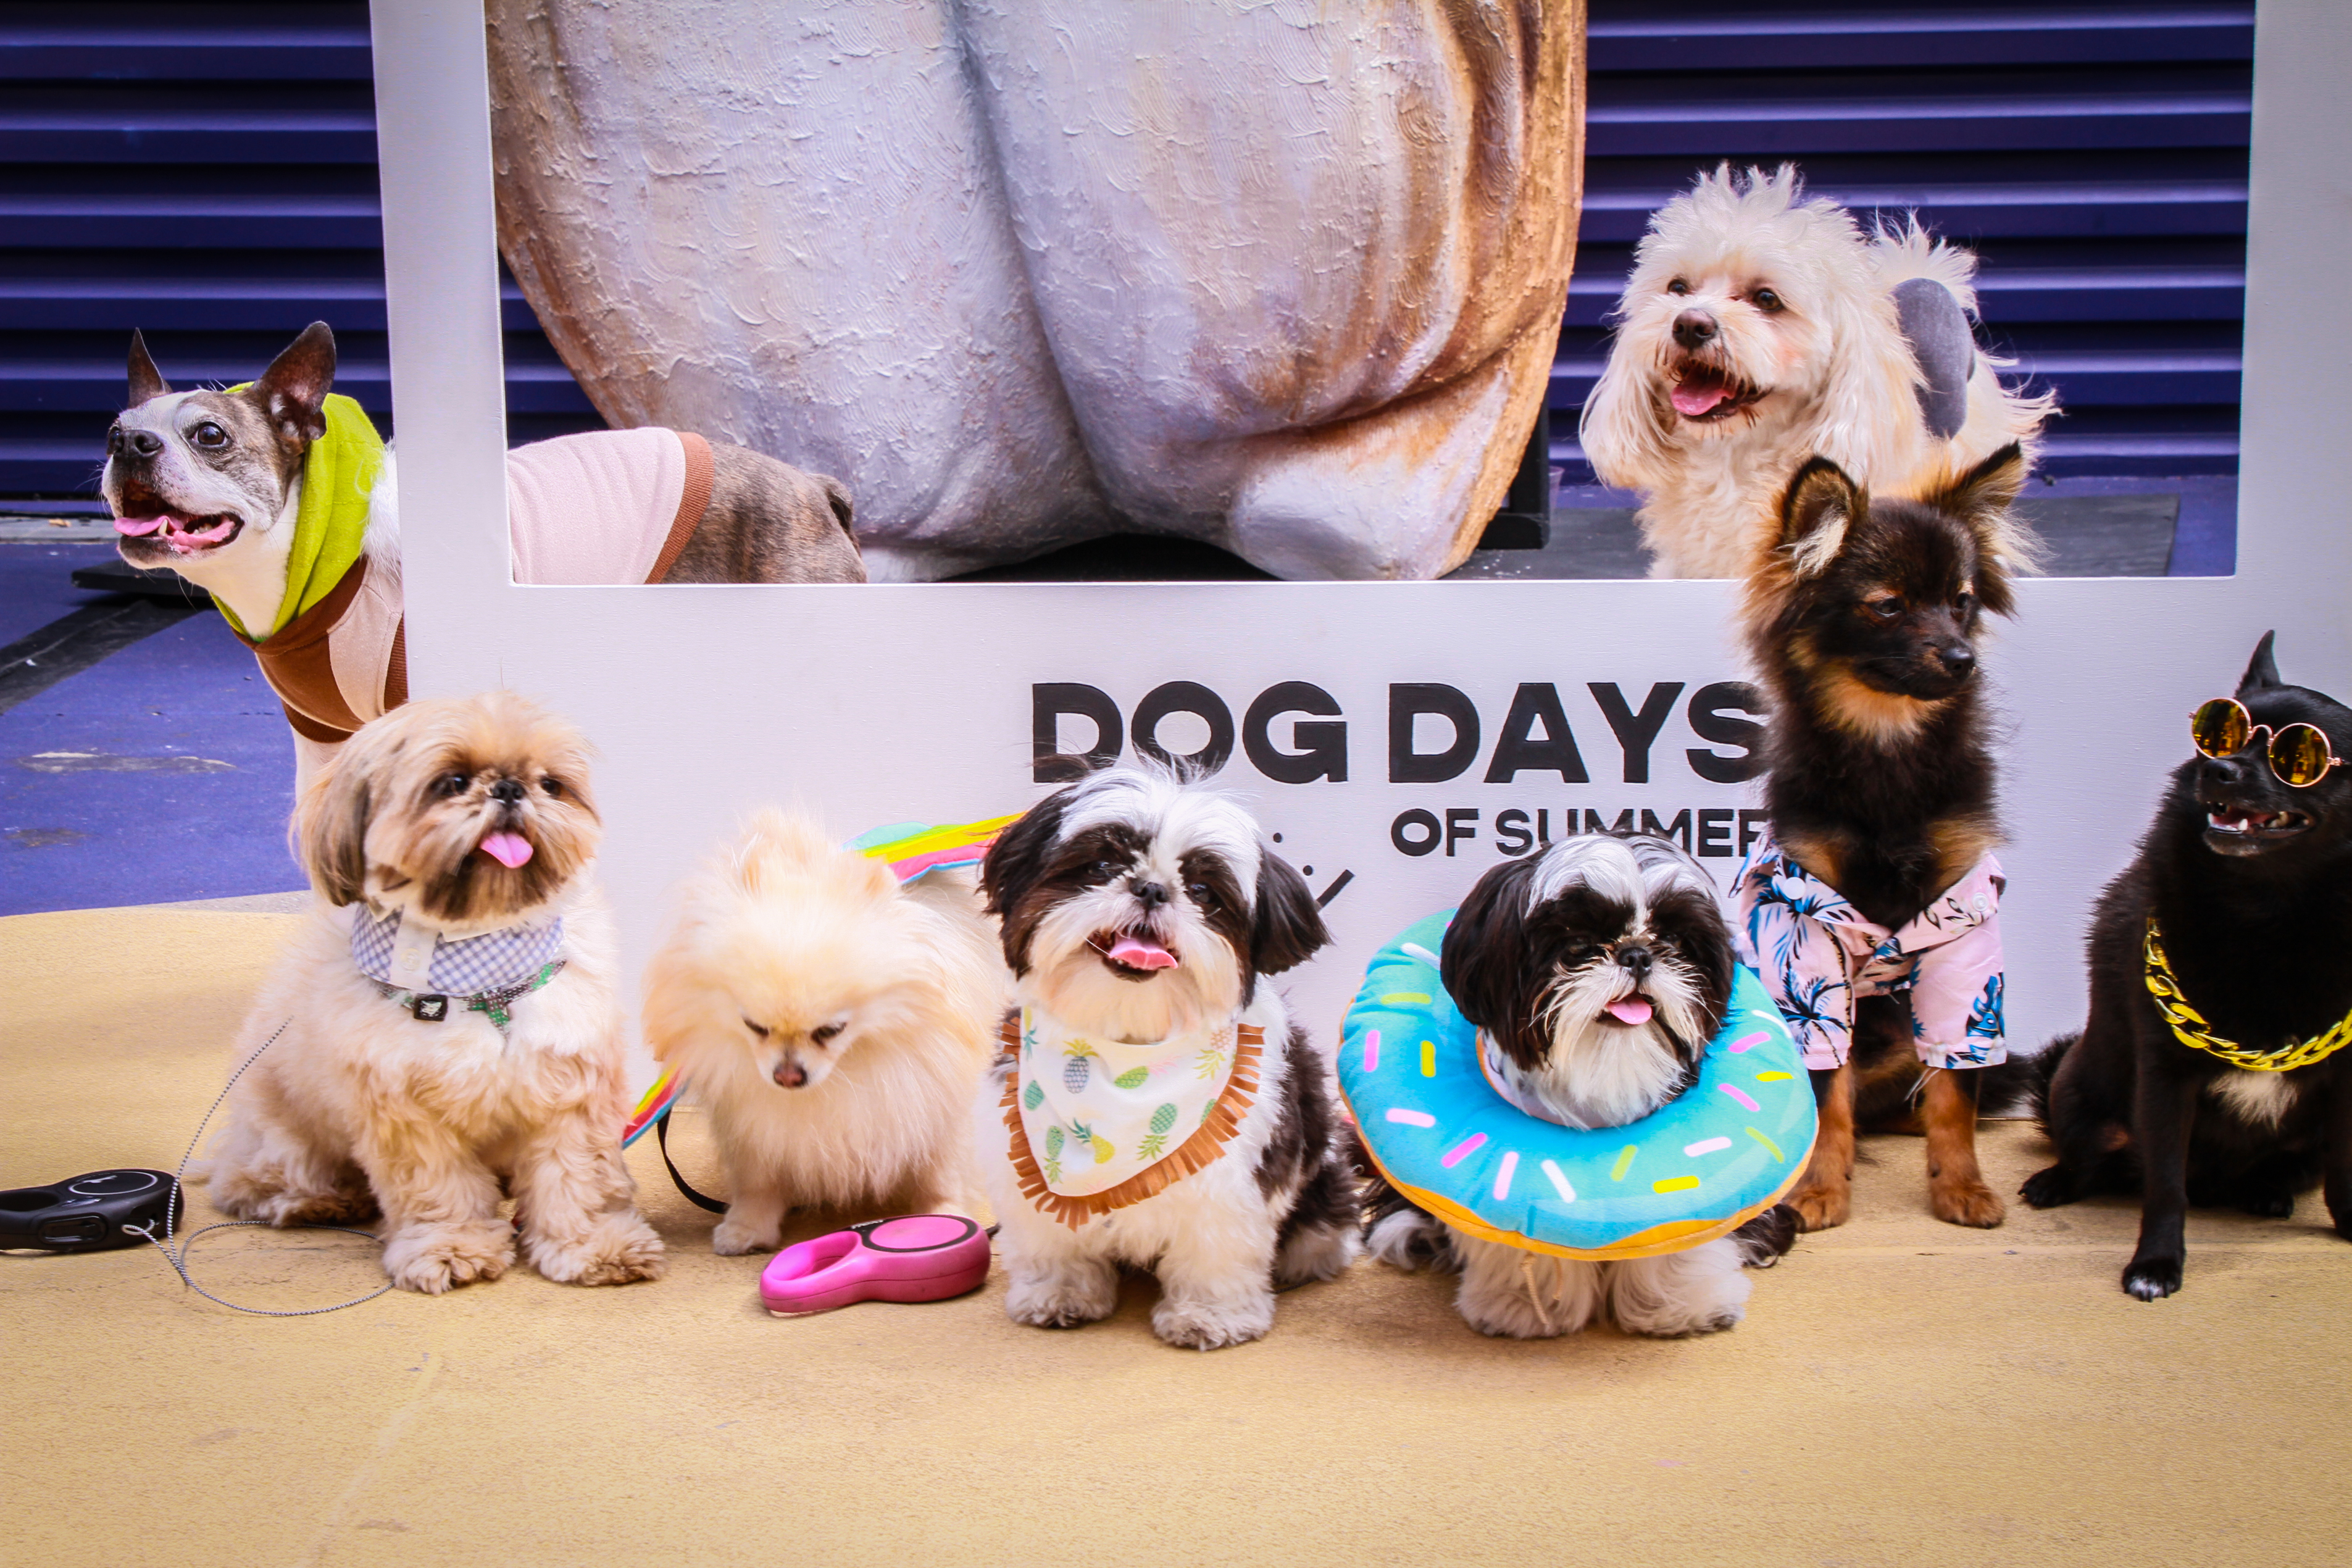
top-left (2190, 698), bottom-right (2346, 788)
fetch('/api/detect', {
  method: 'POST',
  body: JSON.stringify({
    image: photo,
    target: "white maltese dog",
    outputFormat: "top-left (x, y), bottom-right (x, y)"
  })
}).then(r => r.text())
top-left (1580, 164), bottom-right (2051, 578)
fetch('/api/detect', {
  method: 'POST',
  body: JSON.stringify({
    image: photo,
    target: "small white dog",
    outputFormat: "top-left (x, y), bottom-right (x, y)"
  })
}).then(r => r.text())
top-left (1580, 164), bottom-right (2051, 578)
top-left (641, 812), bottom-right (1007, 1255)
top-left (975, 767), bottom-right (1360, 1351)
top-left (205, 691), bottom-right (665, 1294)
top-left (1366, 834), bottom-right (1793, 1338)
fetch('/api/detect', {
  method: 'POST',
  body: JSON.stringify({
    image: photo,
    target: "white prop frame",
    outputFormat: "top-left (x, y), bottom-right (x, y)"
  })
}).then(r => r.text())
top-left (373, 1), bottom-right (2348, 1083)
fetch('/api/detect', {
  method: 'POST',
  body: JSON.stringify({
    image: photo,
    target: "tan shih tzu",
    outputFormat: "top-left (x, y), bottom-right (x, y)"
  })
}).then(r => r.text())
top-left (204, 691), bottom-right (664, 1293)
top-left (1580, 163), bottom-right (2051, 579)
top-left (641, 811), bottom-right (1009, 1254)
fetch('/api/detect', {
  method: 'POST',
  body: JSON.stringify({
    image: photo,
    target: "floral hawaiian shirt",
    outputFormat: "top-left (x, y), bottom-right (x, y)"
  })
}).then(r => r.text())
top-left (1733, 827), bottom-right (2007, 1072)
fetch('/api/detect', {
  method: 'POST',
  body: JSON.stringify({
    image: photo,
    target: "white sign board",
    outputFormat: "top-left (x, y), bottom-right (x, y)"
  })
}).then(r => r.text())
top-left (372, 1), bottom-right (2350, 1086)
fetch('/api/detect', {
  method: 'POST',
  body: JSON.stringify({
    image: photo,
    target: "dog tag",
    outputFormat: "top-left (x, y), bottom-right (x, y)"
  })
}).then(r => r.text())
top-left (410, 994), bottom-right (450, 1022)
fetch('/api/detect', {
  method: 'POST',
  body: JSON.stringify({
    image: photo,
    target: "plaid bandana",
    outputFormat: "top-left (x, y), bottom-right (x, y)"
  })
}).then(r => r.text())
top-left (350, 906), bottom-right (565, 1024)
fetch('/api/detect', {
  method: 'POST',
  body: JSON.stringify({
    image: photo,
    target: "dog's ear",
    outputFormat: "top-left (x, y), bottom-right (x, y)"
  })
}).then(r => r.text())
top-left (1439, 854), bottom-right (1545, 1051)
top-left (291, 742), bottom-right (372, 907)
top-left (818, 475), bottom-right (856, 543)
top-left (1933, 441), bottom-right (2030, 617)
top-left (1649, 882), bottom-right (1737, 1046)
top-left (249, 322), bottom-right (338, 451)
top-left (1936, 441), bottom-right (2027, 519)
top-left (1775, 456), bottom-right (1861, 580)
top-left (1891, 277), bottom-right (1975, 440)
top-left (1030, 752), bottom-right (1102, 786)
top-left (1577, 333), bottom-right (1674, 493)
top-left (2238, 630), bottom-right (2283, 695)
top-left (1250, 851), bottom-right (1328, 978)
top-left (127, 330), bottom-right (172, 406)
top-left (980, 788), bottom-right (1072, 975)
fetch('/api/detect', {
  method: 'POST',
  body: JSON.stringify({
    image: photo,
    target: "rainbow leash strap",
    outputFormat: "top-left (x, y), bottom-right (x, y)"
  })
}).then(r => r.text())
top-left (620, 814), bottom-right (1021, 1146)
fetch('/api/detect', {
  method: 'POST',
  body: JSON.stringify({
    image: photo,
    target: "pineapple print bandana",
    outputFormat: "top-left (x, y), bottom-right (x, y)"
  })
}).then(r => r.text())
top-left (999, 1005), bottom-right (1264, 1228)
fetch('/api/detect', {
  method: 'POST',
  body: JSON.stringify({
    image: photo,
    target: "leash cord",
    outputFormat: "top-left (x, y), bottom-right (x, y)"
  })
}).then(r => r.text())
top-left (125, 1018), bottom-right (394, 1317)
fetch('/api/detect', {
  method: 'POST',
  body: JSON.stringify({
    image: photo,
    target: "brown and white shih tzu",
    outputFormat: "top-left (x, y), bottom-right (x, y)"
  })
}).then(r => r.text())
top-left (1579, 163), bottom-right (2050, 580)
top-left (203, 692), bottom-right (664, 1293)
top-left (641, 811), bottom-right (1009, 1254)
top-left (976, 766), bottom-right (1360, 1350)
top-left (1365, 833), bottom-right (1793, 1338)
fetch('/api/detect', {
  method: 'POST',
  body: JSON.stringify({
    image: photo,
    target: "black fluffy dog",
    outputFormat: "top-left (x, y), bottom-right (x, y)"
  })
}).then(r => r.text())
top-left (2023, 633), bottom-right (2352, 1299)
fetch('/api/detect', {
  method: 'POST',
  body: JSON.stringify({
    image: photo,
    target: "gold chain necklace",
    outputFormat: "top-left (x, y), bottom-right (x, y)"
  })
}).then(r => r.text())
top-left (2143, 919), bottom-right (2352, 1072)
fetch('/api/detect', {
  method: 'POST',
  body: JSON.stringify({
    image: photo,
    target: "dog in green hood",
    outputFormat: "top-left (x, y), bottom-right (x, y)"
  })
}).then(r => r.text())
top-left (102, 322), bottom-right (865, 778)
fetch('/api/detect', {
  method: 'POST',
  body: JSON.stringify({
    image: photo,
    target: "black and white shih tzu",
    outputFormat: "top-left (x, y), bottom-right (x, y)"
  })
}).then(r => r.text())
top-left (1366, 833), bottom-right (1795, 1338)
top-left (976, 765), bottom-right (1361, 1350)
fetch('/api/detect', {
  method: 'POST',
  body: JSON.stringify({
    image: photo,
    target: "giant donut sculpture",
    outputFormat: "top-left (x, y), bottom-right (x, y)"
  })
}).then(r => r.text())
top-left (1340, 910), bottom-right (1818, 1261)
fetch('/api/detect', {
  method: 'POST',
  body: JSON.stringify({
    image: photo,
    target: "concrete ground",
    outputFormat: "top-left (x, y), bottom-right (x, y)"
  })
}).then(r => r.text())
top-left (1, 538), bottom-right (304, 912)
top-left (4, 901), bottom-right (2345, 1568)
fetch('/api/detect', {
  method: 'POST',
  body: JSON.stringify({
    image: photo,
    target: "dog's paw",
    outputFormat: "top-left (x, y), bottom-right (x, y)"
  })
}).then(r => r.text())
top-left (1620, 1301), bottom-right (1746, 1338)
top-left (711, 1214), bottom-right (783, 1257)
top-left (2122, 1253), bottom-right (2184, 1301)
top-left (1152, 1290), bottom-right (1275, 1351)
top-left (1274, 1222), bottom-right (1362, 1290)
top-left (1609, 1243), bottom-right (1752, 1338)
top-left (527, 1214), bottom-right (666, 1286)
top-left (1930, 1177), bottom-right (2006, 1228)
top-left (383, 1223), bottom-right (514, 1295)
top-left (1785, 1180), bottom-right (1851, 1233)
top-left (2237, 1188), bottom-right (2296, 1220)
top-left (1004, 1262), bottom-right (1118, 1329)
top-left (2018, 1164), bottom-right (2075, 1209)
top-left (1364, 1210), bottom-right (1451, 1272)
top-left (209, 1168), bottom-right (376, 1228)
top-left (1729, 1204), bottom-right (1799, 1267)
top-left (1456, 1273), bottom-right (1594, 1340)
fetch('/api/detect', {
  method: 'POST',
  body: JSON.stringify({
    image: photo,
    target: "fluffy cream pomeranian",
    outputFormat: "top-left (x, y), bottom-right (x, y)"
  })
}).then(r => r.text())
top-left (1580, 163), bottom-right (2051, 579)
top-left (204, 691), bottom-right (665, 1294)
top-left (641, 811), bottom-right (1009, 1254)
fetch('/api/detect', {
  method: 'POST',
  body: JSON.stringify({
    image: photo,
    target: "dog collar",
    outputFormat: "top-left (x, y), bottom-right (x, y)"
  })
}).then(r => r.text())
top-left (998, 1006), bottom-right (1263, 1228)
top-left (2143, 918), bottom-right (2352, 1072)
top-left (351, 906), bottom-right (566, 1032)
top-left (370, 961), bottom-right (565, 1033)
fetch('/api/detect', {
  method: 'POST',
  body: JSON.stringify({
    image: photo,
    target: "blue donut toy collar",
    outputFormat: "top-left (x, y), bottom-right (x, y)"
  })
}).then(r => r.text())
top-left (1339, 909), bottom-right (1818, 1261)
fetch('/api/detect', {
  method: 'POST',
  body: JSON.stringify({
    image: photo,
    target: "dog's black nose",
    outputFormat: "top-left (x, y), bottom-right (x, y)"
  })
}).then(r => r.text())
top-left (1672, 311), bottom-right (1717, 349)
top-left (488, 778), bottom-right (525, 804)
top-left (1616, 943), bottom-right (1653, 978)
top-left (1131, 879), bottom-right (1169, 909)
top-left (2201, 756), bottom-right (2248, 788)
top-left (124, 428), bottom-right (164, 458)
top-left (1937, 644), bottom-right (1976, 678)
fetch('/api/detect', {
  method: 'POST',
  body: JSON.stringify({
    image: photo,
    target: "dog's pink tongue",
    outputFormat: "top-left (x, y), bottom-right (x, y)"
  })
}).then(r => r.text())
top-left (1109, 936), bottom-right (1178, 970)
top-left (1670, 381), bottom-right (1732, 417)
top-left (112, 514), bottom-right (169, 536)
top-left (478, 832), bottom-right (534, 869)
top-left (1605, 997), bottom-right (1654, 1025)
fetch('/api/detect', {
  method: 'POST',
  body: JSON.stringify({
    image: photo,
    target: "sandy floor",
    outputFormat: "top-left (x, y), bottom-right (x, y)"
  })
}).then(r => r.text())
top-left (4, 904), bottom-right (2345, 1568)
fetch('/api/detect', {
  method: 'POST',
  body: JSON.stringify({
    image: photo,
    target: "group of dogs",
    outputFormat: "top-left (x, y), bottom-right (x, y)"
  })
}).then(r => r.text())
top-left (100, 166), bottom-right (2352, 1338)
